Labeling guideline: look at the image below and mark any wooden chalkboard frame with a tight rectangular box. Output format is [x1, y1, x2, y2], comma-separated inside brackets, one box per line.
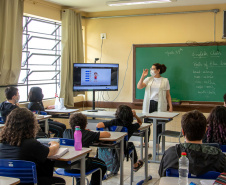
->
[133, 42, 226, 104]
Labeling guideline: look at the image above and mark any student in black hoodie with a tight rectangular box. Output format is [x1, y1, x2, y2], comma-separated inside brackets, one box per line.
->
[28, 87, 66, 138]
[158, 110, 226, 177]
[0, 87, 20, 122]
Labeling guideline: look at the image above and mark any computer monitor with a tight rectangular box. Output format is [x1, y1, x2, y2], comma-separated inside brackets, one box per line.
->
[73, 63, 119, 91]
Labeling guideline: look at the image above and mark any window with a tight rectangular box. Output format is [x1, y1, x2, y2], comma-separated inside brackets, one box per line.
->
[19, 16, 61, 102]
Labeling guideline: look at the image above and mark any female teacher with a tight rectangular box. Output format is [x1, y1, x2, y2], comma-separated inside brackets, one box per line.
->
[137, 63, 173, 146]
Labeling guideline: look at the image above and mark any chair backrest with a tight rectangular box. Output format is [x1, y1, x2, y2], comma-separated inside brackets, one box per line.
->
[40, 111, 47, 115]
[0, 159, 38, 184]
[166, 168, 220, 179]
[220, 145, 226, 152]
[60, 138, 74, 146]
[0, 116, 4, 123]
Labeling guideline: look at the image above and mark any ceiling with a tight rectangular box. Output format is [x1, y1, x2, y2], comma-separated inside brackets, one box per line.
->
[44, 0, 226, 12]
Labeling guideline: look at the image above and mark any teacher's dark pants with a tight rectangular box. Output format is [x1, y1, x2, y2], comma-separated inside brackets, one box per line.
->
[144, 100, 162, 144]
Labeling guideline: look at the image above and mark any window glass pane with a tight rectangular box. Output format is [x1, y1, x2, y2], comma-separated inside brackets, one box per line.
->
[28, 18, 60, 35]
[21, 51, 29, 67]
[27, 37, 60, 50]
[28, 84, 60, 99]
[18, 69, 30, 84]
[28, 54, 60, 65]
[28, 71, 59, 81]
[17, 86, 28, 102]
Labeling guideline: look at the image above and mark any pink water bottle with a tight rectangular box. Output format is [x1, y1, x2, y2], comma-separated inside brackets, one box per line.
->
[74, 126, 82, 151]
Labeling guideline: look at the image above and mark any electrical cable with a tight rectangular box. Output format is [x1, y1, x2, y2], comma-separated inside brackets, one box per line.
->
[111, 45, 133, 102]
[100, 37, 104, 63]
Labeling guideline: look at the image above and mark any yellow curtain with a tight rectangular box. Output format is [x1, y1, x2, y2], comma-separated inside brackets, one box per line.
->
[0, 0, 23, 85]
[60, 10, 84, 107]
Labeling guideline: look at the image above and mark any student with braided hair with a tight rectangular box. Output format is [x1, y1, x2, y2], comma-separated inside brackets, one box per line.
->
[206, 106, 226, 145]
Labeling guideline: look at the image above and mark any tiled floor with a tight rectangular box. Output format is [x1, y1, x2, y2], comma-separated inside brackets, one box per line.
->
[55, 141, 176, 185]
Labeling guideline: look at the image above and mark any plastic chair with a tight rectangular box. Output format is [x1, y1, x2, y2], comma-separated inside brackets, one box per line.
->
[220, 145, 226, 152]
[166, 168, 220, 179]
[0, 159, 38, 184]
[0, 116, 4, 123]
[97, 126, 135, 185]
[55, 138, 102, 185]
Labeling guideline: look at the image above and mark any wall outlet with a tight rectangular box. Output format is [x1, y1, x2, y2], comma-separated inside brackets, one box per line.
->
[100, 33, 106, 39]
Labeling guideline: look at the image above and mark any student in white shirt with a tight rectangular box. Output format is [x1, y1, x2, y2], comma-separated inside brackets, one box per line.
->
[137, 63, 173, 146]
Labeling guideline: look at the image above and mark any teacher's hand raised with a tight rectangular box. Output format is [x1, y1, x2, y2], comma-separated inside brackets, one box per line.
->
[142, 69, 148, 78]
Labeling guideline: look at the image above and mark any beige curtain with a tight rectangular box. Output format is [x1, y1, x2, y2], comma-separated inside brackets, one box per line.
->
[60, 10, 84, 107]
[0, 0, 23, 85]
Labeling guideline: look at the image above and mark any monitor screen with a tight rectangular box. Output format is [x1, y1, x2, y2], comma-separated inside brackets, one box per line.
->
[73, 63, 119, 91]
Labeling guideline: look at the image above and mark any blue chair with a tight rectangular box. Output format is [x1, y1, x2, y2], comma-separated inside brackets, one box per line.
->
[166, 168, 220, 179]
[0, 116, 4, 123]
[220, 145, 226, 152]
[55, 138, 102, 185]
[0, 159, 38, 184]
[97, 126, 135, 185]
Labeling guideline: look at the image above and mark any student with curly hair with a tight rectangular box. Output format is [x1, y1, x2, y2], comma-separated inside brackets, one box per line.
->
[206, 106, 226, 145]
[28, 87, 66, 138]
[97, 105, 144, 172]
[0, 108, 65, 185]
[63, 113, 110, 185]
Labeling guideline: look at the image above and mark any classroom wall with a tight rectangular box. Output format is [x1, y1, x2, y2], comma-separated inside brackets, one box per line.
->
[85, 3, 226, 103]
[24, 0, 61, 21]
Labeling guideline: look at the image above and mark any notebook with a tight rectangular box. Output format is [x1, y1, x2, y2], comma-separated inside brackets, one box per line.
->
[48, 148, 69, 159]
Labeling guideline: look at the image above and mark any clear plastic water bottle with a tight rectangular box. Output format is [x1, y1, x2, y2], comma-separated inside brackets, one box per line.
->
[74, 126, 82, 151]
[55, 94, 60, 110]
[178, 152, 189, 185]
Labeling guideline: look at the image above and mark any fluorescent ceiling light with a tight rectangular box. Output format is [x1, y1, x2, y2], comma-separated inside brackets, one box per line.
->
[107, 0, 176, 6]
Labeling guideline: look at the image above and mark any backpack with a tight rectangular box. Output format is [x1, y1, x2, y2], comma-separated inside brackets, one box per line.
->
[97, 126, 123, 174]
[98, 147, 120, 174]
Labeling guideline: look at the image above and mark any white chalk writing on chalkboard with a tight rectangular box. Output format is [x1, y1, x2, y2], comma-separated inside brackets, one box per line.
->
[210, 50, 221, 57]
[192, 51, 208, 58]
[164, 48, 183, 56]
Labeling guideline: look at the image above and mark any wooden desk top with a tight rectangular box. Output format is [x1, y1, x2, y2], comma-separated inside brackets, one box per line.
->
[0, 176, 20, 185]
[56, 146, 91, 162]
[98, 131, 127, 142]
[138, 123, 151, 131]
[81, 111, 115, 118]
[137, 112, 179, 119]
[0, 124, 4, 129]
[45, 109, 79, 114]
[35, 115, 52, 120]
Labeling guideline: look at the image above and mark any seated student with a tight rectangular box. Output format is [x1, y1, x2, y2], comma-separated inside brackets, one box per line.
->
[0, 87, 20, 122]
[0, 108, 65, 185]
[158, 110, 226, 177]
[28, 87, 66, 138]
[96, 105, 144, 172]
[204, 106, 226, 145]
[63, 113, 110, 185]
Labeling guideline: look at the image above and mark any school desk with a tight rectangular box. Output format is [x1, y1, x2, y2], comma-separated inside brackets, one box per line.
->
[137, 112, 179, 163]
[54, 146, 92, 185]
[95, 131, 127, 185]
[35, 114, 52, 134]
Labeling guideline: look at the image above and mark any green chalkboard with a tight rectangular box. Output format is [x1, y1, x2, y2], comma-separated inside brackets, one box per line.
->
[133, 43, 226, 102]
